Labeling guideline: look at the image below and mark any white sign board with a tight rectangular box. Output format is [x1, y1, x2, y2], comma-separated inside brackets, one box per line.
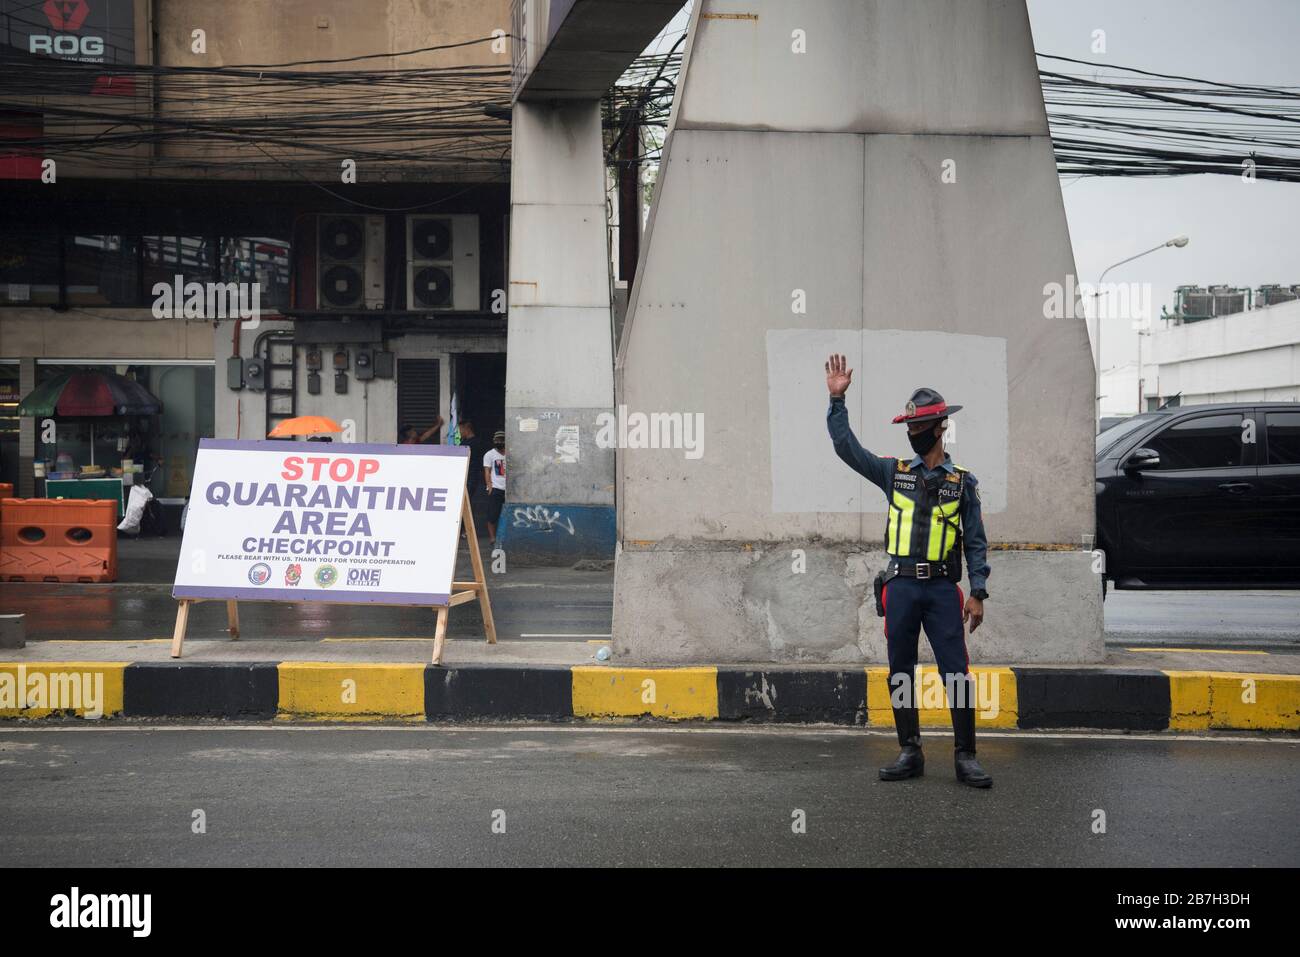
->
[173, 440, 469, 605]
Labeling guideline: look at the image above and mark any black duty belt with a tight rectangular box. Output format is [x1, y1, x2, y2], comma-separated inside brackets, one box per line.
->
[887, 559, 957, 580]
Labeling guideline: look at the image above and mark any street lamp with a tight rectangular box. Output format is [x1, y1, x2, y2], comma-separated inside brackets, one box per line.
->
[1091, 235, 1189, 427]
[1135, 319, 1164, 413]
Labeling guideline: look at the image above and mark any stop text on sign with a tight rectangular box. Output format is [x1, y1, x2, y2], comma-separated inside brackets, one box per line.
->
[281, 455, 380, 483]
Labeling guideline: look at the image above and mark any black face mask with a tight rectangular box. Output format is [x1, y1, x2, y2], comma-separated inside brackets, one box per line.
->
[908, 426, 940, 456]
[494, 443, 505, 452]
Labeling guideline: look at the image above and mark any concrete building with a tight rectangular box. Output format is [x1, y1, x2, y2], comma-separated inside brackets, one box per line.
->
[614, 0, 1102, 664]
[1, 0, 513, 523]
[1100, 298, 1300, 417]
[1100, 361, 1142, 419]
[1145, 299, 1300, 408]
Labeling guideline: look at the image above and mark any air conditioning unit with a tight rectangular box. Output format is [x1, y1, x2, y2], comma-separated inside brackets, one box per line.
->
[317, 215, 385, 311]
[405, 214, 479, 311]
[1257, 284, 1299, 308]
[1174, 285, 1212, 323]
[1208, 284, 1247, 318]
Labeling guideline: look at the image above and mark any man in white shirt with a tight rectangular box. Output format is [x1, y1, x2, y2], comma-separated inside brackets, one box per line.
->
[482, 430, 506, 544]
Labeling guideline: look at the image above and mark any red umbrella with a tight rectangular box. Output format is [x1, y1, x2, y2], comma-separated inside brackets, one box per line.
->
[17, 371, 163, 468]
[17, 371, 162, 417]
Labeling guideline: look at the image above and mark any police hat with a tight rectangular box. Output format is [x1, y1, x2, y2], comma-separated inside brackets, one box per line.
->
[890, 387, 963, 424]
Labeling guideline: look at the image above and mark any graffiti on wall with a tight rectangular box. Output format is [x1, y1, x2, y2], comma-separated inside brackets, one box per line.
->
[511, 505, 575, 535]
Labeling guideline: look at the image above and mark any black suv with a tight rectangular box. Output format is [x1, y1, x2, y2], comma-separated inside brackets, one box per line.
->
[1096, 402, 1300, 588]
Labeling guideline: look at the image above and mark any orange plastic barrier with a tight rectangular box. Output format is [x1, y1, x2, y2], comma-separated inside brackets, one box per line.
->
[0, 498, 118, 583]
[0, 484, 12, 500]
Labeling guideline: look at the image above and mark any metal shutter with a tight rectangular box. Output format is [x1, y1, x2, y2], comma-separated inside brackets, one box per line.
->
[397, 358, 440, 437]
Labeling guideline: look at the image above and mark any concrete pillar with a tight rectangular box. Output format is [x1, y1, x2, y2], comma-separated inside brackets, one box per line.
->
[614, 0, 1103, 664]
[18, 357, 36, 497]
[500, 100, 616, 564]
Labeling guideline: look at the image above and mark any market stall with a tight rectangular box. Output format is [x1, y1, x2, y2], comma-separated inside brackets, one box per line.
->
[16, 371, 163, 518]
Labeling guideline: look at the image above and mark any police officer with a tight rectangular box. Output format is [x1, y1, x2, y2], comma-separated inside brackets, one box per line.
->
[824, 354, 993, 788]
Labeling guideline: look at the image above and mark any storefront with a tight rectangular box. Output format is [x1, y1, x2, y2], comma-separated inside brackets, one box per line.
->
[0, 360, 18, 489]
[17, 360, 214, 516]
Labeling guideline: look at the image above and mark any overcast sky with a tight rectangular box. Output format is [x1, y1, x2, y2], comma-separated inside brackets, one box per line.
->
[1026, 0, 1300, 371]
[646, 2, 1298, 373]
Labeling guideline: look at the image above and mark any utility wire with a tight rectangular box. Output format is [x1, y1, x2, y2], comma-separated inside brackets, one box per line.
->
[4, 39, 1297, 183]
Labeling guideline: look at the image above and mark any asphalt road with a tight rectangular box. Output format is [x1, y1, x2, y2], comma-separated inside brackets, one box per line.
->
[1, 725, 1295, 867]
[6, 576, 1297, 650]
[2, 530, 1289, 650]
[0, 570, 613, 643]
[1104, 590, 1300, 649]
[5, 535, 1298, 648]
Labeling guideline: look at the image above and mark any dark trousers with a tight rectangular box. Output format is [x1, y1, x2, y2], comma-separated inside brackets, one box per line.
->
[484, 487, 506, 527]
[882, 576, 971, 713]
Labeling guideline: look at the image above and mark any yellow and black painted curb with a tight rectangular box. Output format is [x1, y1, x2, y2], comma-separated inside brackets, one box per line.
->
[0, 662, 1297, 730]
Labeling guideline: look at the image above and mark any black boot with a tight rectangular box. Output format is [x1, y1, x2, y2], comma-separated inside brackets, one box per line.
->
[879, 706, 924, 781]
[951, 705, 992, 788]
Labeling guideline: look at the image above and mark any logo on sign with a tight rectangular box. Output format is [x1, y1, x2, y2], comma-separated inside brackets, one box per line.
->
[284, 563, 302, 586]
[248, 562, 272, 585]
[44, 0, 90, 31]
[314, 565, 338, 587]
[32, 0, 106, 60]
[347, 567, 382, 587]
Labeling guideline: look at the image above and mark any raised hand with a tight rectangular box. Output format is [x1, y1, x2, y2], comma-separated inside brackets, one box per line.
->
[825, 353, 853, 397]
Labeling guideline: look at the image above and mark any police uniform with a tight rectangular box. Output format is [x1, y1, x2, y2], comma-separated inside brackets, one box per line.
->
[827, 386, 993, 788]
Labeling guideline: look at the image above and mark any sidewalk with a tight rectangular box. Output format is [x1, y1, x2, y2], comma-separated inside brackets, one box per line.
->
[2, 639, 1297, 731]
[2, 538, 1297, 730]
[3, 537, 612, 643]
[7, 634, 1300, 673]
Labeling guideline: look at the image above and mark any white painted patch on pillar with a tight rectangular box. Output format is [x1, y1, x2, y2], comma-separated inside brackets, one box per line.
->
[767, 328, 1008, 513]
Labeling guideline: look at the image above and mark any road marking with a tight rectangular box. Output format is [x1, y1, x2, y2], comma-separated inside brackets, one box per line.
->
[573, 666, 719, 719]
[39, 639, 170, 644]
[324, 635, 611, 641]
[865, 665, 1017, 729]
[1165, 670, 1300, 731]
[487, 583, 611, 589]
[522, 633, 611, 638]
[0, 580, 612, 591]
[321, 637, 432, 643]
[5, 723, 1295, 744]
[0, 663, 128, 718]
[277, 662, 425, 722]
[1125, 647, 1269, 655]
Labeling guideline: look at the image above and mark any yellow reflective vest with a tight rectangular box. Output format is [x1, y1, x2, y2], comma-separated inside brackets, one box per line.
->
[885, 460, 967, 562]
